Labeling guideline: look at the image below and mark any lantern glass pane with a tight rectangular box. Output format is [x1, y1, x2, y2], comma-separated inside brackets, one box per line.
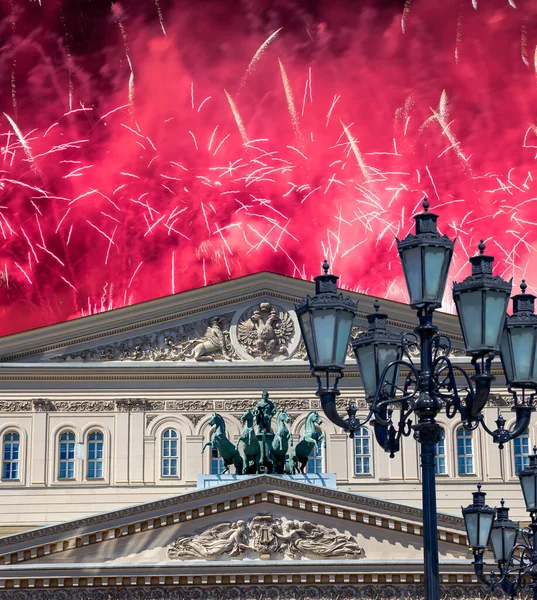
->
[298, 310, 317, 365]
[463, 511, 479, 548]
[355, 344, 378, 399]
[478, 512, 494, 548]
[312, 309, 337, 366]
[402, 246, 422, 304]
[334, 310, 354, 367]
[484, 291, 509, 347]
[511, 327, 534, 381]
[458, 291, 483, 349]
[491, 527, 517, 563]
[377, 343, 401, 394]
[520, 473, 537, 511]
[500, 330, 515, 383]
[424, 246, 448, 302]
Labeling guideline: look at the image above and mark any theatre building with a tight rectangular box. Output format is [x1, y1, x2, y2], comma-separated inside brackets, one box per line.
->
[0, 272, 528, 598]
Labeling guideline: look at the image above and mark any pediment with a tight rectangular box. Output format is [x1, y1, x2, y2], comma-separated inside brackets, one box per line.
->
[0, 272, 464, 364]
[0, 476, 469, 567]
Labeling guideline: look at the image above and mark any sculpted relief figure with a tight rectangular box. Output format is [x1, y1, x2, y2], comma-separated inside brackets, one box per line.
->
[167, 514, 365, 560]
[187, 317, 232, 361]
[237, 302, 294, 360]
[168, 520, 249, 559]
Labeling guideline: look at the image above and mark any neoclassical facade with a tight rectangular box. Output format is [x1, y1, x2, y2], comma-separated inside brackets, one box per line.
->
[0, 272, 530, 597]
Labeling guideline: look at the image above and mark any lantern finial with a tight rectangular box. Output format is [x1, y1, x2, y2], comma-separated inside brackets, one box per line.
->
[521, 279, 528, 293]
[422, 196, 430, 212]
[374, 299, 381, 312]
[478, 239, 486, 255]
[322, 260, 330, 274]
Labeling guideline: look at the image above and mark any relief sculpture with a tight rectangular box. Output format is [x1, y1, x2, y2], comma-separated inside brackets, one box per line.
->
[167, 513, 365, 560]
[50, 313, 236, 362]
[237, 302, 294, 360]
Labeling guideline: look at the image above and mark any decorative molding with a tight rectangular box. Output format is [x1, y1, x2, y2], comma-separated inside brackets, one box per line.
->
[0, 401, 32, 412]
[0, 584, 506, 599]
[49, 313, 237, 363]
[0, 475, 465, 552]
[116, 398, 149, 412]
[487, 394, 513, 408]
[32, 398, 52, 412]
[146, 414, 158, 427]
[185, 413, 205, 426]
[168, 513, 365, 560]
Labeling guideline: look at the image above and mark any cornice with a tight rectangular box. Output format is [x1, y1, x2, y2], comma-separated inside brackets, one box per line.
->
[0, 272, 462, 363]
[0, 476, 466, 565]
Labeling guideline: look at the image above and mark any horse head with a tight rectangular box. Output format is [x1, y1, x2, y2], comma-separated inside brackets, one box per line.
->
[310, 411, 322, 426]
[208, 413, 224, 430]
[278, 409, 291, 425]
[241, 409, 254, 426]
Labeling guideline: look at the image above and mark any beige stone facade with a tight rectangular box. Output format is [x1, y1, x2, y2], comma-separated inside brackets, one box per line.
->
[0, 272, 531, 597]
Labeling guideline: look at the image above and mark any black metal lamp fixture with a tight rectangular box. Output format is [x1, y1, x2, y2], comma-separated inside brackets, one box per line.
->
[397, 198, 454, 309]
[462, 453, 537, 600]
[297, 197, 537, 600]
[501, 281, 537, 394]
[462, 483, 496, 552]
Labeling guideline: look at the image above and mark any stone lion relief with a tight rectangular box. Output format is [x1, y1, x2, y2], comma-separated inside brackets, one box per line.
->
[167, 513, 365, 560]
[235, 302, 295, 360]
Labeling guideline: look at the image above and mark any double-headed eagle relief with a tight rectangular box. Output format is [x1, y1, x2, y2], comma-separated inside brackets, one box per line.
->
[236, 302, 294, 360]
[167, 514, 365, 560]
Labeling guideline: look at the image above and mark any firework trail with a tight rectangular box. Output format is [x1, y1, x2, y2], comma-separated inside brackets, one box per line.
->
[1, 0, 537, 335]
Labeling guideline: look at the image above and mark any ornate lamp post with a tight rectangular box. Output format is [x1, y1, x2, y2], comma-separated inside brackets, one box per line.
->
[296, 198, 537, 600]
[463, 449, 537, 599]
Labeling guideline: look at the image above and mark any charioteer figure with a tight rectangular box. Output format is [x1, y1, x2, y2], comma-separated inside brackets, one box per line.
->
[253, 390, 277, 434]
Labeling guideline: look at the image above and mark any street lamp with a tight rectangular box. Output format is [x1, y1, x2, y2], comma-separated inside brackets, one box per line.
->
[296, 198, 537, 600]
[463, 450, 537, 598]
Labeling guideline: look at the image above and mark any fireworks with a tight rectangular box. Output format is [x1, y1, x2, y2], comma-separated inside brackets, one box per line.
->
[1, 0, 537, 335]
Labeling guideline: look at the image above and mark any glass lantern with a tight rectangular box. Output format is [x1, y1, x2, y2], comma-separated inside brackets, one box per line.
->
[462, 483, 495, 551]
[296, 260, 358, 373]
[397, 198, 454, 309]
[352, 300, 403, 400]
[453, 241, 512, 357]
[500, 281, 537, 389]
[489, 500, 518, 565]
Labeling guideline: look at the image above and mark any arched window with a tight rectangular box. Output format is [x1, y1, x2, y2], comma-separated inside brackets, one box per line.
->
[435, 429, 446, 475]
[59, 431, 76, 480]
[87, 431, 104, 479]
[457, 427, 473, 475]
[354, 427, 371, 475]
[162, 428, 178, 477]
[2, 432, 20, 480]
[307, 441, 324, 474]
[211, 447, 224, 474]
[514, 429, 530, 473]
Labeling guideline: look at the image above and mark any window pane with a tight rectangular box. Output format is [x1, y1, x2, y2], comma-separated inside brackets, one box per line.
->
[354, 427, 371, 475]
[514, 430, 530, 473]
[162, 430, 179, 477]
[457, 428, 473, 475]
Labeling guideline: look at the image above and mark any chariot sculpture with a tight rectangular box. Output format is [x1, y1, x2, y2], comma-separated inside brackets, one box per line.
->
[201, 391, 323, 475]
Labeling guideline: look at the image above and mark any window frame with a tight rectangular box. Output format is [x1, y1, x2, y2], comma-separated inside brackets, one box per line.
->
[434, 428, 447, 476]
[456, 426, 474, 476]
[86, 430, 105, 480]
[58, 429, 77, 481]
[161, 428, 179, 478]
[2, 430, 21, 482]
[353, 427, 372, 476]
[513, 429, 530, 476]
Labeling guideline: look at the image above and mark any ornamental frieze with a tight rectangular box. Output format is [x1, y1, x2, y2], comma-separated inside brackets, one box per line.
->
[49, 312, 237, 362]
[0, 401, 32, 412]
[0, 586, 506, 600]
[167, 513, 365, 560]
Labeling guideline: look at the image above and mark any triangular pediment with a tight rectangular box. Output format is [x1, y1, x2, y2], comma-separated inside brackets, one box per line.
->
[0, 476, 472, 585]
[0, 271, 464, 364]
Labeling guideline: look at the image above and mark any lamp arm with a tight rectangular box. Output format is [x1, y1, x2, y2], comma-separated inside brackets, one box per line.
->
[472, 549, 498, 588]
[476, 404, 535, 449]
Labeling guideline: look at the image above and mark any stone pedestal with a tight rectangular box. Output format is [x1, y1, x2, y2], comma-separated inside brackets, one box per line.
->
[197, 473, 337, 489]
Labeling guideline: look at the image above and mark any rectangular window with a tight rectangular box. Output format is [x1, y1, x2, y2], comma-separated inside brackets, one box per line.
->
[514, 434, 530, 473]
[2, 433, 19, 480]
[435, 431, 446, 475]
[211, 447, 224, 474]
[457, 429, 473, 475]
[354, 428, 371, 475]
[87, 432, 104, 480]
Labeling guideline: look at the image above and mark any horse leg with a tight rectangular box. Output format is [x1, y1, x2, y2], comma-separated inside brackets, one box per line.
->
[201, 441, 211, 454]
